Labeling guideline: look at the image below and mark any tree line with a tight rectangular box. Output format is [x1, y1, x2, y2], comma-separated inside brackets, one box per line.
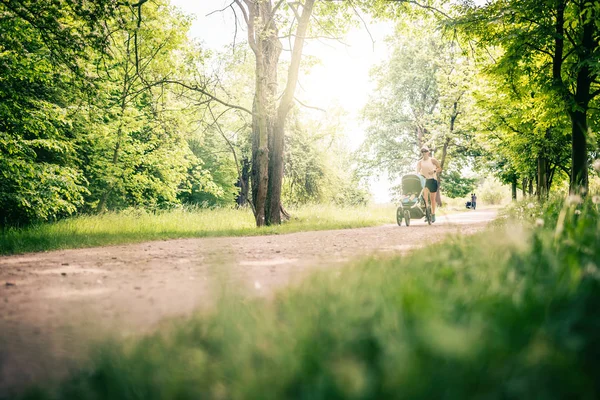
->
[1, 0, 598, 228]
[0, 0, 368, 228]
[361, 0, 599, 201]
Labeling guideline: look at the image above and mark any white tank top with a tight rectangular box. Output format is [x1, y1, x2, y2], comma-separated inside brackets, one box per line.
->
[419, 158, 437, 179]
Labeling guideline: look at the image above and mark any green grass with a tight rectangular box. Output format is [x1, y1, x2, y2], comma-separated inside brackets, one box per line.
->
[17, 197, 600, 400]
[0, 204, 398, 255]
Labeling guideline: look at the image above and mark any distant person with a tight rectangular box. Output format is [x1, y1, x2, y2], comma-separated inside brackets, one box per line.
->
[416, 146, 442, 222]
[472, 193, 477, 210]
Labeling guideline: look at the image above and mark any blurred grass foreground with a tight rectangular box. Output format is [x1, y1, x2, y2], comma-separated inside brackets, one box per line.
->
[19, 196, 600, 400]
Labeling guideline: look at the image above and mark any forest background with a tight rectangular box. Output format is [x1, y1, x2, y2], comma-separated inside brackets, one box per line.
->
[1, 0, 599, 229]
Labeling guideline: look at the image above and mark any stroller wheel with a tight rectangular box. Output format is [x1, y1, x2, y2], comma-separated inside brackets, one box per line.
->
[396, 207, 403, 226]
[404, 210, 411, 226]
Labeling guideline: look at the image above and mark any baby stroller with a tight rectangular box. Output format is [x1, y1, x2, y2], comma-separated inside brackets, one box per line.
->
[396, 174, 432, 226]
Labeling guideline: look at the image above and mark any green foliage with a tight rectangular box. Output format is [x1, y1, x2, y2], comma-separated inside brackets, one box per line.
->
[180, 133, 239, 207]
[0, 0, 243, 225]
[19, 199, 600, 400]
[360, 14, 476, 182]
[456, 0, 600, 192]
[80, 0, 196, 212]
[441, 170, 477, 198]
[0, 2, 108, 225]
[469, 60, 571, 190]
[282, 111, 369, 207]
[478, 178, 507, 205]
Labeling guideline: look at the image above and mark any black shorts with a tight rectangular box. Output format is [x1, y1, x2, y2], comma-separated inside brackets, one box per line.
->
[425, 178, 438, 193]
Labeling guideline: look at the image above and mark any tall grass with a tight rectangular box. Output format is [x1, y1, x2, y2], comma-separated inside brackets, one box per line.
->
[0, 204, 396, 255]
[18, 196, 600, 400]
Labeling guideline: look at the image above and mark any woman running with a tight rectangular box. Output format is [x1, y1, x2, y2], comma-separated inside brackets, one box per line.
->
[416, 146, 442, 223]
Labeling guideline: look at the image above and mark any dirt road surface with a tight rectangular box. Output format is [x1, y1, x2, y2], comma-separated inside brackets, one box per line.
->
[0, 208, 497, 394]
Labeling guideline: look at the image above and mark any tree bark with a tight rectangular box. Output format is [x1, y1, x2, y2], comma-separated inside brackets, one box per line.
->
[236, 158, 251, 207]
[569, 13, 595, 196]
[436, 135, 451, 207]
[266, 0, 315, 225]
[537, 154, 548, 200]
[245, 0, 280, 226]
[551, 0, 595, 195]
[436, 101, 457, 208]
[251, 98, 259, 207]
[511, 178, 517, 201]
[570, 108, 589, 194]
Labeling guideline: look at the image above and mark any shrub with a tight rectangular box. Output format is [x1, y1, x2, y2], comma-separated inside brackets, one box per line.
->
[478, 178, 507, 205]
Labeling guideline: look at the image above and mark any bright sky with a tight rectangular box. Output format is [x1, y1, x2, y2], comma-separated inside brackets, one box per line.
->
[169, 0, 394, 202]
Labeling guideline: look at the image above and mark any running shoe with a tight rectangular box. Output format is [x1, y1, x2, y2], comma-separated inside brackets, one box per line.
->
[432, 214, 436, 223]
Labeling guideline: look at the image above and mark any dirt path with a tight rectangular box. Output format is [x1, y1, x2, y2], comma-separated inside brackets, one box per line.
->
[0, 208, 496, 393]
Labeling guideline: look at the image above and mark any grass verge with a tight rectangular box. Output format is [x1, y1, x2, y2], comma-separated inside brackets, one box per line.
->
[0, 204, 398, 255]
[18, 197, 600, 399]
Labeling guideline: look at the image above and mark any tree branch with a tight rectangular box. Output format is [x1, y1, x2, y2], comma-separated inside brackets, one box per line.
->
[230, 4, 239, 55]
[208, 105, 257, 217]
[294, 97, 327, 112]
[152, 80, 253, 115]
[265, 0, 286, 31]
[206, 1, 235, 17]
[278, 0, 316, 118]
[524, 42, 554, 58]
[348, 0, 375, 51]
[234, 0, 256, 53]
[386, 0, 454, 20]
[278, 34, 344, 41]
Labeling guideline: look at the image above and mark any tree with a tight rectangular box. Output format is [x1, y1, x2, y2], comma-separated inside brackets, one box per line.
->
[0, 0, 119, 226]
[229, 0, 413, 225]
[360, 15, 476, 200]
[441, 169, 477, 198]
[86, 0, 195, 211]
[282, 108, 369, 206]
[457, 0, 600, 195]
[470, 69, 571, 200]
[229, 0, 316, 226]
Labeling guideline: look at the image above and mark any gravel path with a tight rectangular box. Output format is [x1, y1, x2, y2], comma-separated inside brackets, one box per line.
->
[0, 208, 497, 393]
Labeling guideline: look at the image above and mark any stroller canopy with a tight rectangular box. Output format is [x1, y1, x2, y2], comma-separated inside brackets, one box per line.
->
[402, 174, 426, 195]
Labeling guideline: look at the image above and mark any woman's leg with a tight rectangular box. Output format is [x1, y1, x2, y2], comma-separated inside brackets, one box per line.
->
[430, 191, 436, 215]
[423, 187, 430, 207]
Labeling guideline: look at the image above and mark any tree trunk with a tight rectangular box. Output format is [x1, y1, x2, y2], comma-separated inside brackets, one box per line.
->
[528, 177, 533, 196]
[236, 158, 250, 207]
[511, 178, 517, 201]
[416, 126, 424, 150]
[550, 0, 591, 195]
[240, 0, 315, 226]
[246, 0, 281, 226]
[570, 109, 589, 194]
[566, 3, 595, 195]
[251, 57, 271, 226]
[436, 135, 451, 207]
[266, 0, 315, 225]
[522, 178, 527, 197]
[267, 120, 285, 224]
[537, 155, 548, 200]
